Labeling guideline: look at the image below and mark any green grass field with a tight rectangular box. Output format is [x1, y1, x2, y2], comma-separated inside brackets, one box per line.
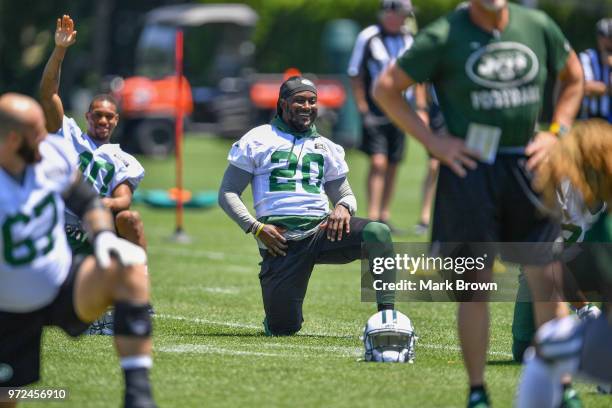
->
[25, 135, 610, 408]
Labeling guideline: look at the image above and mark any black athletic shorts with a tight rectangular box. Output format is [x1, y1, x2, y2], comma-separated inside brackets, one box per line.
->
[359, 115, 406, 163]
[0, 256, 89, 387]
[259, 217, 371, 335]
[432, 154, 560, 265]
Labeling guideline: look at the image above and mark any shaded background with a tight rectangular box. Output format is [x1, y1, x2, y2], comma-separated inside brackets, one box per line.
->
[1, 0, 611, 104]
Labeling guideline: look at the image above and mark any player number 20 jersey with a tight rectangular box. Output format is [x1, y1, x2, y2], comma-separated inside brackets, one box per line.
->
[228, 124, 349, 218]
[0, 136, 77, 313]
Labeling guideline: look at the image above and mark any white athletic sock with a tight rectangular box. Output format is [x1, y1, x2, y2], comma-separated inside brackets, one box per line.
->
[516, 350, 562, 408]
[120, 355, 152, 371]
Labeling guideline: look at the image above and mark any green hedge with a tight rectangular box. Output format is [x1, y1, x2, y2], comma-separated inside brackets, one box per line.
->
[199, 0, 611, 74]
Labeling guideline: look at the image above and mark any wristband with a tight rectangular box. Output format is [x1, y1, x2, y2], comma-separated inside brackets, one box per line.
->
[254, 223, 265, 238]
[337, 202, 353, 214]
[549, 122, 569, 138]
[91, 228, 115, 244]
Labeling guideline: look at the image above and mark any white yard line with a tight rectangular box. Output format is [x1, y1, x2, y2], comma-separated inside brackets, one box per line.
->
[158, 314, 260, 329]
[158, 344, 284, 357]
[156, 314, 514, 359]
[148, 245, 229, 261]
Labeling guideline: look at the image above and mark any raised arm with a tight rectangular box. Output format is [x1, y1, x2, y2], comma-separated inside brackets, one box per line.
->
[40, 15, 77, 132]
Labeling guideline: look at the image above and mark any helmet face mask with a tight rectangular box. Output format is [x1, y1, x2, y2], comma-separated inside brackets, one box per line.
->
[363, 310, 417, 363]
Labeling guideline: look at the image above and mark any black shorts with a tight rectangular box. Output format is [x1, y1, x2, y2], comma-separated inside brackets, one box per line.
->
[0, 256, 89, 387]
[259, 217, 371, 335]
[360, 118, 406, 163]
[431, 154, 560, 265]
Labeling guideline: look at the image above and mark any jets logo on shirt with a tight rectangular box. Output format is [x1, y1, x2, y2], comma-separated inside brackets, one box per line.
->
[466, 42, 539, 88]
[314, 143, 328, 152]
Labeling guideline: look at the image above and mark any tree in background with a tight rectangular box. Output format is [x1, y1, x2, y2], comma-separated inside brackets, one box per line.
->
[1, 0, 610, 98]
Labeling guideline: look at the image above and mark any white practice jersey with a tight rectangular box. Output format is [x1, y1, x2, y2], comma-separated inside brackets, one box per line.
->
[0, 136, 77, 312]
[59, 116, 144, 196]
[559, 180, 607, 243]
[59, 116, 145, 225]
[228, 124, 349, 218]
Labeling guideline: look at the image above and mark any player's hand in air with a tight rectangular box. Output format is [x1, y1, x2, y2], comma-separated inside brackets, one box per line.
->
[94, 231, 147, 268]
[526, 131, 558, 171]
[427, 133, 479, 178]
[258, 225, 288, 257]
[55, 14, 77, 48]
[321, 204, 351, 242]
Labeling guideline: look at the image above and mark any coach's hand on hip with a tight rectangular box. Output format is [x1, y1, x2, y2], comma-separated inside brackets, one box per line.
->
[259, 225, 288, 257]
[525, 131, 558, 171]
[427, 133, 478, 178]
[322, 205, 351, 242]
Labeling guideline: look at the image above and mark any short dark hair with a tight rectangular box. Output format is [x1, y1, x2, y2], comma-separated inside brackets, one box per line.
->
[88, 94, 118, 113]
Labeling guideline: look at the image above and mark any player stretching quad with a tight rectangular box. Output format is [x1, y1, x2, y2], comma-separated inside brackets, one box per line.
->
[373, 0, 583, 406]
[516, 119, 612, 407]
[219, 76, 396, 336]
[40, 15, 146, 334]
[0, 94, 156, 408]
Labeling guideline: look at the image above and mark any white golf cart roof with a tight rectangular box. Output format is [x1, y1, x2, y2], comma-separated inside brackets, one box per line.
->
[146, 3, 258, 27]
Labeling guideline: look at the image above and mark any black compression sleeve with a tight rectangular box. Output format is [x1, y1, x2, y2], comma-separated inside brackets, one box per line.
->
[62, 177, 105, 218]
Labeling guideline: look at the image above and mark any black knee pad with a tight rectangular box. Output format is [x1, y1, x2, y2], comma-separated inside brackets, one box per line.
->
[113, 302, 152, 337]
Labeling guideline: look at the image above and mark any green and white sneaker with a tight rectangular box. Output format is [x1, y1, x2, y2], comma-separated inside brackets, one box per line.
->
[467, 389, 490, 408]
[87, 309, 114, 336]
[575, 304, 601, 321]
[560, 385, 582, 408]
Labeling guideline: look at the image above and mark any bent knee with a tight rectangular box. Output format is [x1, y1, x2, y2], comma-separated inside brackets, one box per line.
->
[115, 210, 142, 229]
[363, 221, 392, 243]
[268, 322, 302, 336]
[265, 314, 302, 336]
[370, 155, 388, 172]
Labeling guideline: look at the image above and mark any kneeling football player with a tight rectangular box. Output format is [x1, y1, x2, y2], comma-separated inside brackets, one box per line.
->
[219, 76, 396, 335]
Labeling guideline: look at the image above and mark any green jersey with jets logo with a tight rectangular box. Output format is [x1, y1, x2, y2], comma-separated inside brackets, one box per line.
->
[228, 116, 348, 219]
[0, 136, 77, 313]
[397, 3, 571, 147]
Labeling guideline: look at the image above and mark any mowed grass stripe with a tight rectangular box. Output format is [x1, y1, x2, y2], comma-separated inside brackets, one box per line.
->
[27, 137, 610, 408]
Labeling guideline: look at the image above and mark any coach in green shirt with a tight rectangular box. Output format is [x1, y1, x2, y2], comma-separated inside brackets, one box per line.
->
[373, 1, 583, 407]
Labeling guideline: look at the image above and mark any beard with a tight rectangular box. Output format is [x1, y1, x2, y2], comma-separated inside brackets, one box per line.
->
[287, 109, 317, 133]
[17, 139, 41, 164]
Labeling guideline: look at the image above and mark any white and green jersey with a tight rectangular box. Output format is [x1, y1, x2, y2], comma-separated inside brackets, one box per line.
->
[0, 136, 78, 312]
[559, 181, 607, 243]
[59, 116, 145, 226]
[228, 118, 348, 218]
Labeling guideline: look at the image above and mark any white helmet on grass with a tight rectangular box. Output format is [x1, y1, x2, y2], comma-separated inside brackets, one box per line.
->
[362, 310, 417, 363]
